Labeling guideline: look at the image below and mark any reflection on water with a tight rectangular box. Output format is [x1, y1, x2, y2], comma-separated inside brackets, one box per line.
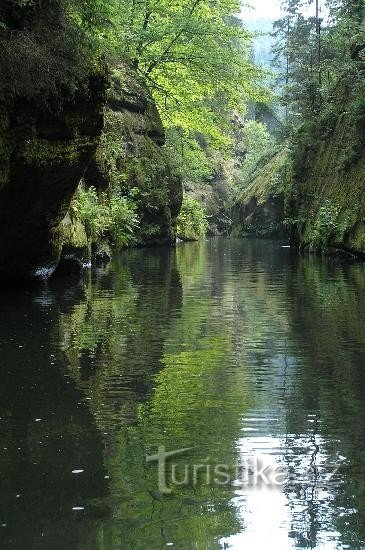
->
[1, 239, 365, 548]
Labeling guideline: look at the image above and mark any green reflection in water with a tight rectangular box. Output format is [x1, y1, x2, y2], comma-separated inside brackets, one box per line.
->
[58, 244, 254, 548]
[3, 239, 365, 548]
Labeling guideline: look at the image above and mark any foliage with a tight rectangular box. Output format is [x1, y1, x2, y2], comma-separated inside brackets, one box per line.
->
[116, 0, 269, 140]
[177, 196, 208, 240]
[108, 0, 271, 225]
[306, 200, 340, 249]
[71, 186, 139, 248]
[91, 0, 270, 211]
[236, 120, 276, 187]
[71, 186, 107, 241]
[273, 3, 322, 124]
[108, 191, 140, 247]
[174, 118, 277, 236]
[208, 118, 278, 201]
[272, 0, 365, 130]
[165, 129, 213, 183]
[18, 0, 269, 142]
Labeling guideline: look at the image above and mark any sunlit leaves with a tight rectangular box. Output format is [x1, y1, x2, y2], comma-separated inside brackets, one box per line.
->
[177, 196, 209, 240]
[111, 0, 269, 139]
[71, 186, 139, 247]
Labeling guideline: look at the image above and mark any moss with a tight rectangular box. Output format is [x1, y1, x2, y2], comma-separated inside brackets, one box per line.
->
[90, 65, 182, 247]
[231, 148, 289, 238]
[21, 136, 94, 168]
[289, 103, 365, 254]
[59, 213, 88, 249]
[235, 148, 289, 206]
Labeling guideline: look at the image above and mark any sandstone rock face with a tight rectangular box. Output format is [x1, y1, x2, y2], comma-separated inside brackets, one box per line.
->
[280, 44, 365, 254]
[0, 11, 181, 284]
[288, 102, 365, 255]
[0, 2, 107, 283]
[231, 149, 288, 238]
[89, 66, 183, 246]
[0, 80, 106, 283]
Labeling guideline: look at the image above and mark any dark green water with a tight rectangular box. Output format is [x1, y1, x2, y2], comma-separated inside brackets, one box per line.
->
[1, 238, 365, 549]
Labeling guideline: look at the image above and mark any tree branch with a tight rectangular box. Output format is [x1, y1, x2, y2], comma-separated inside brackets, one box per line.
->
[144, 0, 203, 75]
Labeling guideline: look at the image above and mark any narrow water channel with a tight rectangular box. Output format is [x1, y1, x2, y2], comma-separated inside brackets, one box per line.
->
[1, 238, 365, 549]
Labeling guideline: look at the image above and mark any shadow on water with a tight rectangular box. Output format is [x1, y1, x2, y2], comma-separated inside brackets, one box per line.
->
[1, 239, 365, 548]
[0, 284, 108, 549]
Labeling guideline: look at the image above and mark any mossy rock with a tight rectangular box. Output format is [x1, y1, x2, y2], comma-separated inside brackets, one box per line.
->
[0, 13, 107, 283]
[231, 149, 289, 238]
[288, 95, 365, 255]
[91, 64, 182, 247]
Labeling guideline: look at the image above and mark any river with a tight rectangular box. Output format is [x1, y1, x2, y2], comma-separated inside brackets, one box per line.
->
[1, 238, 365, 549]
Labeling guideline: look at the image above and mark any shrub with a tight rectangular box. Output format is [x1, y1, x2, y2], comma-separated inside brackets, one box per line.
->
[307, 200, 340, 249]
[108, 192, 139, 247]
[177, 196, 208, 241]
[71, 186, 139, 250]
[71, 186, 108, 242]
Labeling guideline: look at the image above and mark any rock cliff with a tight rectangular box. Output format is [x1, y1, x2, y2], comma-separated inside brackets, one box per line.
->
[0, 1, 107, 283]
[231, 149, 288, 238]
[0, 4, 182, 284]
[287, 86, 365, 254]
[86, 65, 182, 247]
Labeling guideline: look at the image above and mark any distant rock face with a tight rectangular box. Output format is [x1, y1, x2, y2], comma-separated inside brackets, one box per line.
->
[184, 178, 231, 236]
[85, 65, 182, 246]
[231, 149, 288, 238]
[0, 3, 108, 284]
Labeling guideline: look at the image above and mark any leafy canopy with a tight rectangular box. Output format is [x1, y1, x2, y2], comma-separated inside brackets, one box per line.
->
[118, 0, 269, 139]
[65, 0, 269, 142]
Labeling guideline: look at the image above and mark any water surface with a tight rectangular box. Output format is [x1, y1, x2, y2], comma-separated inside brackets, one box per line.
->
[1, 238, 365, 549]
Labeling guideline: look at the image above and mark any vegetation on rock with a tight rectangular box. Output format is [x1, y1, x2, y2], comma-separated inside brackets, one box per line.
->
[232, 0, 365, 255]
[231, 148, 289, 238]
[279, 0, 365, 254]
[71, 186, 139, 251]
[85, 65, 183, 248]
[177, 197, 208, 241]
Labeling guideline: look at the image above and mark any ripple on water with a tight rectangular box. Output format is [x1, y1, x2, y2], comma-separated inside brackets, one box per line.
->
[1, 238, 365, 548]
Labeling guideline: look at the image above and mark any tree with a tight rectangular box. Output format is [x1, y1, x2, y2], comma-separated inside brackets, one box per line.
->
[64, 0, 272, 204]
[274, 0, 328, 126]
[115, 0, 269, 141]
[272, 0, 303, 122]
